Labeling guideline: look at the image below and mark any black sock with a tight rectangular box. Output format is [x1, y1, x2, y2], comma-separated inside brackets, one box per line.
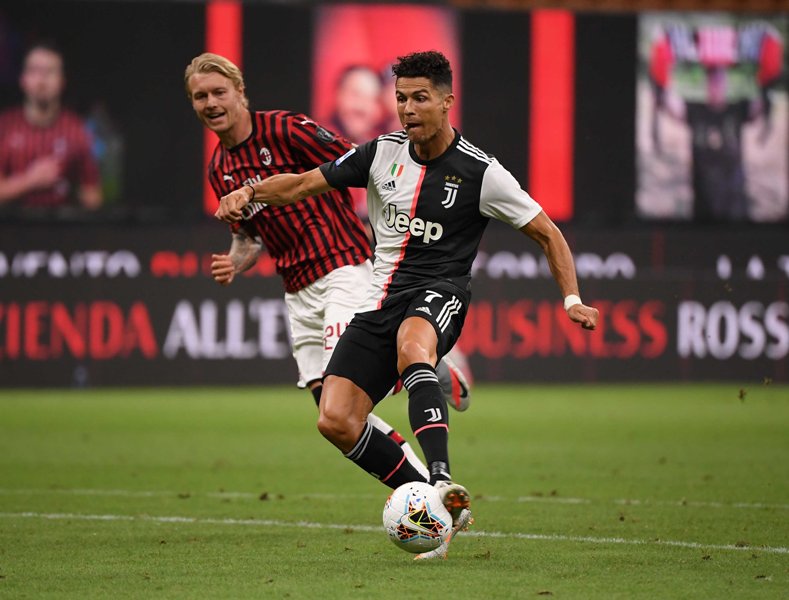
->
[309, 383, 322, 408]
[344, 422, 427, 489]
[402, 362, 450, 484]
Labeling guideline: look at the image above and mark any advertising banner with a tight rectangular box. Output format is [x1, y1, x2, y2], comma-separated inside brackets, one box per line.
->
[1, 222, 785, 386]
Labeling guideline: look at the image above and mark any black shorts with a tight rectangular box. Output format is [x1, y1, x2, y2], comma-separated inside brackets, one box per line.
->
[324, 282, 469, 404]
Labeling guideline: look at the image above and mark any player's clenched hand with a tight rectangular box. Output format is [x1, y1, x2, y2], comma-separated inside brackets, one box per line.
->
[215, 187, 252, 223]
[568, 303, 599, 330]
[210, 254, 236, 286]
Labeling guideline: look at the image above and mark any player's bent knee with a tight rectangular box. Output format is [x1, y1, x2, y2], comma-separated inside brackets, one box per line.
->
[317, 375, 371, 451]
[316, 411, 339, 441]
[317, 409, 361, 450]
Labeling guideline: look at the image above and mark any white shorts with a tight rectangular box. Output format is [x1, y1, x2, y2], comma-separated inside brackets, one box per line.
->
[284, 261, 375, 387]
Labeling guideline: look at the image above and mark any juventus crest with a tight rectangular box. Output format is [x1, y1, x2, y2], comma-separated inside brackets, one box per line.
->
[443, 175, 462, 208]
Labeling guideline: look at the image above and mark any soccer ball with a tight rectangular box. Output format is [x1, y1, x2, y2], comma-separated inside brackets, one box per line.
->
[382, 481, 452, 553]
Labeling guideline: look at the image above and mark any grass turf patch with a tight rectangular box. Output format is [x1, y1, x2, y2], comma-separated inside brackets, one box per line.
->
[0, 384, 787, 598]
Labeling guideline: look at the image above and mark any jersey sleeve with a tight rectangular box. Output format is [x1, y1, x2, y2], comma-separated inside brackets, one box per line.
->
[479, 160, 543, 228]
[287, 113, 356, 168]
[318, 138, 377, 190]
[206, 146, 224, 201]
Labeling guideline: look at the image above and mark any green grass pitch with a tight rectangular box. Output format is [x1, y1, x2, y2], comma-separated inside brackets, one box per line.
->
[0, 384, 787, 598]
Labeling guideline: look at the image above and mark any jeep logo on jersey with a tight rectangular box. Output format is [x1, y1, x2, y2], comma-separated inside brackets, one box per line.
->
[383, 204, 444, 243]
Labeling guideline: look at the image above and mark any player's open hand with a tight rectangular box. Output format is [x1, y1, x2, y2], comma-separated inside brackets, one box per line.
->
[215, 187, 252, 223]
[210, 253, 236, 285]
[568, 303, 599, 330]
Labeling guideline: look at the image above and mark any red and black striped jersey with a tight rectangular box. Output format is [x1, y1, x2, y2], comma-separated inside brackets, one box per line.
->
[207, 110, 371, 293]
[0, 107, 100, 207]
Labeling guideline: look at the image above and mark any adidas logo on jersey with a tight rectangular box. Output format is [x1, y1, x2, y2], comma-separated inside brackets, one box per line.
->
[381, 180, 397, 192]
[415, 306, 432, 316]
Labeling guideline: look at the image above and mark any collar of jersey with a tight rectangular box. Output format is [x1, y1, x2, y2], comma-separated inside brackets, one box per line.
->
[407, 128, 461, 166]
[226, 109, 257, 153]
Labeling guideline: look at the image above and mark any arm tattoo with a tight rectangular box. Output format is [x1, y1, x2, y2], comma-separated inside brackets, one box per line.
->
[228, 231, 263, 274]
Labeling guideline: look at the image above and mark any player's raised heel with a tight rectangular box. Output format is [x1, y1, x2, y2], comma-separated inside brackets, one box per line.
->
[434, 480, 471, 523]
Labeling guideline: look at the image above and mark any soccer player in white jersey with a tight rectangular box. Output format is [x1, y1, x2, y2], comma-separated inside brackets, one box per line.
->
[215, 51, 599, 559]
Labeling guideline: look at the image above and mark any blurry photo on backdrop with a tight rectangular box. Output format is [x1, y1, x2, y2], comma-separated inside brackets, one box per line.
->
[636, 13, 787, 223]
[312, 3, 460, 220]
[0, 40, 122, 219]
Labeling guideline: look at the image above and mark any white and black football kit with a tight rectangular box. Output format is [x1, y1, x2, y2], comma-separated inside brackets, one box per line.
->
[319, 130, 542, 402]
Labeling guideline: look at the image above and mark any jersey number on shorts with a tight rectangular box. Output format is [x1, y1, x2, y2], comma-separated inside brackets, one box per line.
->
[324, 322, 348, 351]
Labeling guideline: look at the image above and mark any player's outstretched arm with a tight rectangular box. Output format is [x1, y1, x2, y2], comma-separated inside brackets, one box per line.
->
[520, 211, 599, 330]
[215, 167, 334, 223]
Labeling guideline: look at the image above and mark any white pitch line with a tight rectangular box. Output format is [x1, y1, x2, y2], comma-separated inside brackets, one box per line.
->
[1, 511, 787, 556]
[1, 488, 787, 511]
[612, 498, 789, 510]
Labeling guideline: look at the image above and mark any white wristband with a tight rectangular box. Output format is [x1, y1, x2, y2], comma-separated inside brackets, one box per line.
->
[564, 294, 582, 311]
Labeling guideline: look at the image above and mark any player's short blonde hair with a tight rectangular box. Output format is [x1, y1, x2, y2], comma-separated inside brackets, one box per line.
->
[184, 52, 248, 108]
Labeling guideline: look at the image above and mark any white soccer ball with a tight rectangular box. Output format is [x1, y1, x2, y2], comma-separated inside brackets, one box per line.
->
[382, 481, 452, 553]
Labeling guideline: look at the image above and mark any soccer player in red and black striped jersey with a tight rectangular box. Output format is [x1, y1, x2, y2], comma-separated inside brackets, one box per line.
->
[184, 53, 472, 482]
[0, 42, 101, 209]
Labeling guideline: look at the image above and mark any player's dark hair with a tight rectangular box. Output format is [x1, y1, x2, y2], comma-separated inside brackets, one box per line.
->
[392, 51, 452, 92]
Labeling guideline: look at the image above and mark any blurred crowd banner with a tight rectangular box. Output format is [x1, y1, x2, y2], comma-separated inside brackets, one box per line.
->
[4, 3, 785, 225]
[0, 222, 785, 387]
[637, 13, 787, 222]
[312, 4, 461, 146]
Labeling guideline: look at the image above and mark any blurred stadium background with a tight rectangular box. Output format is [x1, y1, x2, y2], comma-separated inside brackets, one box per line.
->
[0, 0, 785, 388]
[1, 1, 787, 597]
